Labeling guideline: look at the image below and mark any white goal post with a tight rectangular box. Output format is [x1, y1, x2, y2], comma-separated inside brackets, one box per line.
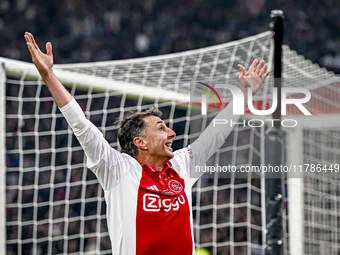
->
[0, 61, 7, 255]
[1, 29, 340, 255]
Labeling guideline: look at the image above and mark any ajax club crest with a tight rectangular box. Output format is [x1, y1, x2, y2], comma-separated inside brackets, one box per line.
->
[168, 180, 184, 193]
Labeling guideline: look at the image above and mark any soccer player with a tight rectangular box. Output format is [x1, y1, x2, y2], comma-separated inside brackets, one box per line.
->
[25, 32, 269, 255]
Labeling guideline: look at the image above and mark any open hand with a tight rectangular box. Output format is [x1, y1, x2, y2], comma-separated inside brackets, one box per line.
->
[238, 59, 270, 97]
[24, 32, 53, 79]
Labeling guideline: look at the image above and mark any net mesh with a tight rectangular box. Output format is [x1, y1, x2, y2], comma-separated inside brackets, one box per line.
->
[302, 128, 340, 255]
[2, 29, 340, 255]
[4, 32, 272, 255]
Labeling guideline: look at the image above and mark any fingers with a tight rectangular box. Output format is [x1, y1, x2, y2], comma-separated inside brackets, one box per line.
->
[248, 59, 270, 78]
[24, 32, 35, 55]
[26, 32, 38, 50]
[24, 32, 31, 49]
[254, 60, 265, 74]
[24, 32, 31, 42]
[30, 33, 40, 51]
[261, 70, 270, 81]
[238, 64, 246, 78]
[25, 36, 35, 57]
[46, 42, 52, 56]
[258, 60, 270, 80]
[258, 61, 268, 76]
[24, 32, 34, 47]
[24, 32, 42, 53]
[247, 59, 259, 75]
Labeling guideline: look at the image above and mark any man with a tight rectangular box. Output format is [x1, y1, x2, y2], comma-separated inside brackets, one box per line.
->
[25, 32, 269, 255]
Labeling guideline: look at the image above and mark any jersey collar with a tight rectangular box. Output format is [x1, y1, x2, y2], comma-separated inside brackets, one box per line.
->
[140, 161, 172, 173]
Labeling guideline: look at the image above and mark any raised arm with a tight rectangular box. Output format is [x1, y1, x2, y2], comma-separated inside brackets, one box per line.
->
[25, 32, 127, 189]
[190, 59, 270, 167]
[24, 32, 72, 108]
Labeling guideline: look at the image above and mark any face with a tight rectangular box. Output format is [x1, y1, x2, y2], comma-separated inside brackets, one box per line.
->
[141, 115, 176, 161]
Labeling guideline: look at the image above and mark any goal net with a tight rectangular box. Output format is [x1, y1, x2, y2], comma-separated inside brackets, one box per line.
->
[1, 29, 340, 255]
[283, 45, 340, 255]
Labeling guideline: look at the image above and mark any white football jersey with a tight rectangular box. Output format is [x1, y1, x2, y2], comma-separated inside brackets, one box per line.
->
[60, 98, 239, 255]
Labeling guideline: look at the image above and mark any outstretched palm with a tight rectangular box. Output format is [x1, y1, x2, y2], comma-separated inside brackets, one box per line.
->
[24, 32, 53, 78]
[238, 59, 270, 97]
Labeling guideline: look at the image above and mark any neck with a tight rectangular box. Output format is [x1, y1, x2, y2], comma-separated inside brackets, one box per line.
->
[135, 153, 169, 171]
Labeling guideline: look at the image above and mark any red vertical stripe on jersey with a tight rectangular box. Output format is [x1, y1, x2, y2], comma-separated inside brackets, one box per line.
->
[136, 164, 193, 255]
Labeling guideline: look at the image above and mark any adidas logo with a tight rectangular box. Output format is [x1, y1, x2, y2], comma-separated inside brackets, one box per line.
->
[147, 185, 159, 191]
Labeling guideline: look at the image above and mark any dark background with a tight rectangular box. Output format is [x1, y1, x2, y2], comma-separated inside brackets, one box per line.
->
[1, 0, 339, 73]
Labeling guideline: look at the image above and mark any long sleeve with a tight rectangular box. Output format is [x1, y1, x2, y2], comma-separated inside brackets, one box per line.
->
[59, 98, 130, 190]
[190, 101, 241, 169]
[59, 98, 89, 132]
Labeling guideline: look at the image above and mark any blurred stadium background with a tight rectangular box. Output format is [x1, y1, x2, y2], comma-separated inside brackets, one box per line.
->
[0, 0, 339, 74]
[1, 1, 340, 255]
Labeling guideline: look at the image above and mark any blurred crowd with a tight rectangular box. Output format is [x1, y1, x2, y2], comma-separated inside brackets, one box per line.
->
[0, 0, 339, 73]
[3, 0, 339, 254]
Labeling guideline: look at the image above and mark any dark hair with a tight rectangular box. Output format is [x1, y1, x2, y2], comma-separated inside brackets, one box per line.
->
[114, 108, 162, 158]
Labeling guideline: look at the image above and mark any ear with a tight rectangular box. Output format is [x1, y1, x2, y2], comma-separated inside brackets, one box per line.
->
[133, 136, 148, 151]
